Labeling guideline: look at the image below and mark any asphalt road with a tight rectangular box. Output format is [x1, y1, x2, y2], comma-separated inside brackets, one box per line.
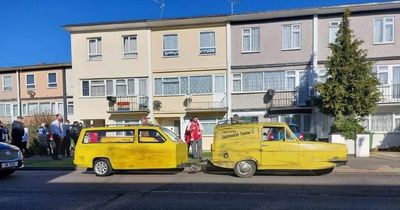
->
[0, 170, 399, 210]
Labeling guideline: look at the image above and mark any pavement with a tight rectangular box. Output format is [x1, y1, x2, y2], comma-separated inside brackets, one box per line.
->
[21, 152, 400, 174]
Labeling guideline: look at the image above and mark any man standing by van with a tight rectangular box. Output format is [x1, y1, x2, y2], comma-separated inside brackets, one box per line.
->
[50, 114, 63, 160]
[188, 117, 203, 160]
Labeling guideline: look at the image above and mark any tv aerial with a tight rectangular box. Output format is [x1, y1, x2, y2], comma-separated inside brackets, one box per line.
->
[229, 0, 240, 14]
[153, 0, 166, 18]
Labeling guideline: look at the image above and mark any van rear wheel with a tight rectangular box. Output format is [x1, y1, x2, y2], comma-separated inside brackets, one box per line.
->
[234, 160, 256, 178]
[93, 158, 112, 176]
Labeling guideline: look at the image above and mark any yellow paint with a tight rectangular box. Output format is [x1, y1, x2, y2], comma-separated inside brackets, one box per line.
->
[74, 126, 188, 170]
[212, 122, 348, 170]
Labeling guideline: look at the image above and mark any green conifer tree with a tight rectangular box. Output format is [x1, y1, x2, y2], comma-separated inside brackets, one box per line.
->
[315, 9, 380, 139]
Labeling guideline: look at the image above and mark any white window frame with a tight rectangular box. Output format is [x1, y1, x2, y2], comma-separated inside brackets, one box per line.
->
[2, 75, 12, 91]
[163, 34, 179, 57]
[47, 72, 57, 88]
[0, 104, 11, 117]
[241, 27, 260, 53]
[154, 75, 220, 96]
[199, 31, 216, 55]
[26, 74, 35, 89]
[122, 35, 138, 59]
[373, 17, 395, 45]
[81, 78, 147, 97]
[282, 24, 302, 50]
[67, 101, 74, 115]
[87, 38, 102, 61]
[329, 21, 341, 43]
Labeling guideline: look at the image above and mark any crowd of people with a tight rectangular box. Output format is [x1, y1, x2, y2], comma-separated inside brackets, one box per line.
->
[0, 114, 83, 160]
[2, 114, 205, 160]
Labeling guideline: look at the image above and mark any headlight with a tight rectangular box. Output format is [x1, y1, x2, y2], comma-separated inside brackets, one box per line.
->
[18, 150, 23, 159]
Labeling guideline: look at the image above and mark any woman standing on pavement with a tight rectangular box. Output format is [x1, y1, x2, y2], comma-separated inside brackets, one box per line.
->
[187, 117, 203, 160]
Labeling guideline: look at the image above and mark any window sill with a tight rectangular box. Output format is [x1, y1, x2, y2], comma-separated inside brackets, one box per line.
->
[162, 55, 179, 58]
[122, 56, 138, 60]
[241, 51, 260, 54]
[282, 48, 301, 51]
[373, 42, 395, 45]
[199, 53, 216, 56]
[47, 86, 57, 89]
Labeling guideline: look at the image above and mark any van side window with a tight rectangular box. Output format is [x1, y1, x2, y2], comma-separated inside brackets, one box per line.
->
[139, 129, 165, 143]
[262, 127, 286, 141]
[82, 130, 135, 144]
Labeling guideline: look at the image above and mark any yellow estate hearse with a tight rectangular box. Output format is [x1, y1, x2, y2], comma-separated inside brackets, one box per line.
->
[211, 122, 348, 178]
[74, 125, 188, 176]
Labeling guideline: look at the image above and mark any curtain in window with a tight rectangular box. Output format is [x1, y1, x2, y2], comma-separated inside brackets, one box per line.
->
[13, 105, 18, 117]
[163, 78, 179, 95]
[116, 82, 127, 96]
[251, 28, 260, 51]
[242, 72, 263, 92]
[58, 103, 64, 115]
[371, 114, 392, 132]
[233, 74, 241, 92]
[190, 76, 212, 94]
[282, 26, 291, 49]
[97, 39, 102, 54]
[264, 71, 285, 91]
[82, 81, 90, 96]
[214, 76, 225, 93]
[39, 103, 51, 113]
[155, 78, 163, 95]
[180, 77, 189, 95]
[374, 19, 383, 43]
[124, 36, 137, 52]
[329, 27, 339, 43]
[91, 81, 105, 96]
[0, 105, 4, 117]
[200, 32, 215, 48]
[163, 35, 177, 50]
[292, 25, 300, 48]
[242, 29, 251, 51]
[138, 79, 147, 96]
[393, 67, 400, 99]
[28, 103, 39, 115]
[128, 79, 135, 95]
[385, 19, 393, 42]
[106, 80, 114, 96]
[89, 40, 97, 54]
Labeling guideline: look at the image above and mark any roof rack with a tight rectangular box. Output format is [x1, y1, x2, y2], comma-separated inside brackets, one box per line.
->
[217, 117, 257, 125]
[105, 123, 157, 127]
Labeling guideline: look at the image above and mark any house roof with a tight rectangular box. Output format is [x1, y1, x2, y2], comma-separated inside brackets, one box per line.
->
[64, 1, 400, 32]
[0, 63, 72, 73]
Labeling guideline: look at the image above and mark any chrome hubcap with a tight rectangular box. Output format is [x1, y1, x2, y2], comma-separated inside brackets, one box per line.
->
[95, 161, 108, 175]
[238, 161, 251, 174]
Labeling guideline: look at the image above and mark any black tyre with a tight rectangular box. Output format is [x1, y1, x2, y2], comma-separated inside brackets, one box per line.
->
[314, 167, 334, 175]
[93, 158, 112, 176]
[234, 160, 256, 178]
[0, 170, 15, 177]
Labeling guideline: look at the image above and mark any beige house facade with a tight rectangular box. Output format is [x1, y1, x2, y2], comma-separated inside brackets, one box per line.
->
[64, 1, 400, 150]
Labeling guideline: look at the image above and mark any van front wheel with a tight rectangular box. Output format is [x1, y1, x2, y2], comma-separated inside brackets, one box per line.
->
[234, 160, 256, 178]
[93, 158, 112, 176]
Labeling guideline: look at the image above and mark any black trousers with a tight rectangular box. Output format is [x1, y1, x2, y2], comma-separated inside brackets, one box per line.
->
[52, 135, 61, 159]
[60, 137, 71, 157]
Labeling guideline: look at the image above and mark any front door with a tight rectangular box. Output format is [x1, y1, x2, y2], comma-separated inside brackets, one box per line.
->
[260, 126, 299, 169]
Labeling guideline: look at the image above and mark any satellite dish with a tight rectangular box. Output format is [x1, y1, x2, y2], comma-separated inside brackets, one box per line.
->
[153, 100, 162, 111]
[27, 90, 36, 97]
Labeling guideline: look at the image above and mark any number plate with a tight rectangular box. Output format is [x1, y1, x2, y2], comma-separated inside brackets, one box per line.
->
[1, 161, 18, 168]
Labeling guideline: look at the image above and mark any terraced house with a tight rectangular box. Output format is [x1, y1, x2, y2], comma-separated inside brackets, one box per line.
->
[65, 1, 400, 150]
[0, 63, 74, 123]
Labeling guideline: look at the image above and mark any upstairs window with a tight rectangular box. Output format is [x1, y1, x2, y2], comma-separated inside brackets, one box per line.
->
[3, 75, 12, 91]
[200, 32, 216, 55]
[282, 24, 301, 50]
[329, 21, 340, 43]
[374, 17, 394, 44]
[48, 73, 57, 88]
[26, 74, 35, 89]
[88, 38, 102, 61]
[123, 35, 138, 58]
[242, 27, 260, 53]
[163, 34, 179, 57]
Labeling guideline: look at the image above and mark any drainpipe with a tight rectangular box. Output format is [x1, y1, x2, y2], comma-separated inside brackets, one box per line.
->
[62, 67, 68, 121]
[226, 21, 232, 118]
[312, 14, 319, 135]
[16, 69, 21, 116]
[147, 28, 154, 122]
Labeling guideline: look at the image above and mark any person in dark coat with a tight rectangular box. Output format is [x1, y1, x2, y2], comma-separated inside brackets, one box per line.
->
[61, 120, 71, 157]
[11, 116, 25, 151]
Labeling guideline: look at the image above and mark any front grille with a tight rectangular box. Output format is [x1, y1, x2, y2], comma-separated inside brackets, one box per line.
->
[0, 150, 19, 160]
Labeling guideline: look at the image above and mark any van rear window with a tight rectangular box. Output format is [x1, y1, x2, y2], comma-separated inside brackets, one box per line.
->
[82, 130, 135, 144]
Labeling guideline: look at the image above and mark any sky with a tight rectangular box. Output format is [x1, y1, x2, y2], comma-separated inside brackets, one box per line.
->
[0, 0, 393, 67]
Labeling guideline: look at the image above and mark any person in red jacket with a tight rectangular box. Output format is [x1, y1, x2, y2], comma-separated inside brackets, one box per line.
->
[184, 119, 193, 156]
[187, 117, 203, 160]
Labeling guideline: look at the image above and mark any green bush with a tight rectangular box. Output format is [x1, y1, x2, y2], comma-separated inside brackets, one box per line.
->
[331, 115, 364, 140]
